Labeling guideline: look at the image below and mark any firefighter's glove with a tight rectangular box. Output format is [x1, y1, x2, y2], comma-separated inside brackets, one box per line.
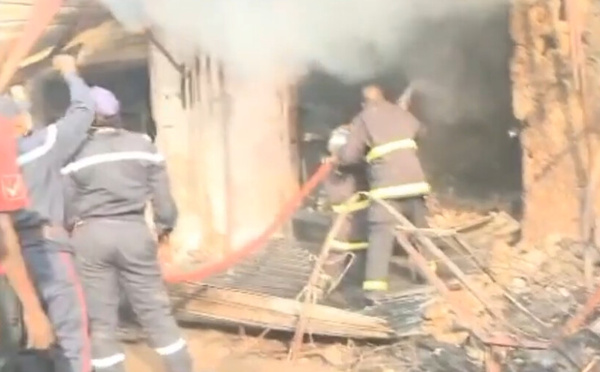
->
[52, 55, 77, 75]
[327, 125, 350, 156]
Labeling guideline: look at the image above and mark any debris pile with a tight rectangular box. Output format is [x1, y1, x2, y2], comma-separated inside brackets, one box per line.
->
[120, 203, 600, 371]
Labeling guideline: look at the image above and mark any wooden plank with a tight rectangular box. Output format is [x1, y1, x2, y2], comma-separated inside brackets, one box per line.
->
[171, 287, 395, 339]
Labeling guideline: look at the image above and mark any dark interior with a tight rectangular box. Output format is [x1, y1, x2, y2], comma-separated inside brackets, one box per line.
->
[33, 61, 154, 138]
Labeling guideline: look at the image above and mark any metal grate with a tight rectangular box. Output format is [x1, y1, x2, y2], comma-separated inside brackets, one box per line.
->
[197, 238, 317, 299]
[361, 287, 436, 337]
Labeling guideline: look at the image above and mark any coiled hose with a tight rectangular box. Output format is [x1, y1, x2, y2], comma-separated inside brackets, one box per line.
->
[162, 161, 333, 283]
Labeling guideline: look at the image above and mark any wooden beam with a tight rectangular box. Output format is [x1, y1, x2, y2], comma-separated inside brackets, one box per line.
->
[0, 0, 63, 92]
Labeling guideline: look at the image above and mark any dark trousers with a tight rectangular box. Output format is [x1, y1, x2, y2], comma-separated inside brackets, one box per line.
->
[0, 277, 21, 372]
[364, 197, 428, 289]
[17, 233, 90, 372]
[70, 219, 192, 372]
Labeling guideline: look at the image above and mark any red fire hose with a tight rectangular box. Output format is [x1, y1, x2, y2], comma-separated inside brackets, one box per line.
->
[162, 161, 333, 283]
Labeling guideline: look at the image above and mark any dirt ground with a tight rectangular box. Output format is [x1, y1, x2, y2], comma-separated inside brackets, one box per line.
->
[123, 327, 342, 372]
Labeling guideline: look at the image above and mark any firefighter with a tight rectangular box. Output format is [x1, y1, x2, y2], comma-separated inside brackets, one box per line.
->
[334, 84, 432, 300]
[61, 87, 193, 372]
[1, 54, 93, 372]
[0, 115, 55, 371]
[324, 124, 369, 306]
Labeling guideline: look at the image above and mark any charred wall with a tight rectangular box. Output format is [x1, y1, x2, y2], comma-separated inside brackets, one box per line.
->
[298, 2, 521, 213]
[510, 0, 600, 242]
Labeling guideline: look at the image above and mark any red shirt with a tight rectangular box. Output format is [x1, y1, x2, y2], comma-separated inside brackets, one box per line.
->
[0, 114, 29, 275]
[0, 114, 28, 211]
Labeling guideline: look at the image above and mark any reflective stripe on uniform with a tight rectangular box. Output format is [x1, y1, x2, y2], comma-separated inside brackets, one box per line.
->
[363, 280, 389, 291]
[17, 124, 58, 165]
[155, 338, 187, 356]
[330, 240, 368, 251]
[91, 353, 125, 368]
[365, 138, 417, 163]
[331, 198, 369, 213]
[61, 151, 165, 175]
[369, 181, 430, 200]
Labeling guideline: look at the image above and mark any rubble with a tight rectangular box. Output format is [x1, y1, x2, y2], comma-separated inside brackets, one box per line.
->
[110, 203, 600, 371]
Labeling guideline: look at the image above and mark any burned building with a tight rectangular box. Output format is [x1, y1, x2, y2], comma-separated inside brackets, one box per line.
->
[0, 0, 596, 274]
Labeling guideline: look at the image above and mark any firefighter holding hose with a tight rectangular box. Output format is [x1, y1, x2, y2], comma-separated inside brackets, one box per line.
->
[331, 85, 434, 303]
[2, 54, 93, 372]
[324, 124, 369, 307]
[61, 87, 193, 372]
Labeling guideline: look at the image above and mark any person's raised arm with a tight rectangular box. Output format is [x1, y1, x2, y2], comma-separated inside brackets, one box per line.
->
[49, 55, 95, 165]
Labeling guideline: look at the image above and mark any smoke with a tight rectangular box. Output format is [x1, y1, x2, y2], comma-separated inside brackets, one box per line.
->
[98, 0, 507, 82]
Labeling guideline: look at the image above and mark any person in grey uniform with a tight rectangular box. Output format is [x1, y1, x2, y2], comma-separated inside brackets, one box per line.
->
[0, 55, 93, 372]
[62, 87, 193, 372]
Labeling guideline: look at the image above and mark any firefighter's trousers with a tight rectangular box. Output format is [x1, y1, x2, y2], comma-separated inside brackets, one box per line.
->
[363, 197, 428, 292]
[0, 277, 20, 372]
[70, 218, 192, 372]
[17, 230, 90, 372]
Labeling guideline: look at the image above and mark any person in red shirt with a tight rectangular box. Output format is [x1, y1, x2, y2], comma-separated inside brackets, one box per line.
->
[0, 112, 55, 368]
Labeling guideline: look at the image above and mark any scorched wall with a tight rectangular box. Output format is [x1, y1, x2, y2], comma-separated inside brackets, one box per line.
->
[511, 0, 599, 243]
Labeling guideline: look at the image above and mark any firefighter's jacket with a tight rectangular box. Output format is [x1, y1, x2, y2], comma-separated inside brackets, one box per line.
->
[61, 128, 177, 236]
[323, 164, 369, 252]
[338, 101, 429, 201]
[6, 73, 95, 247]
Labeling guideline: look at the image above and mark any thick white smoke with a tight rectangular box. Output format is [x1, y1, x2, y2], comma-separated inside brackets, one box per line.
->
[98, 0, 506, 82]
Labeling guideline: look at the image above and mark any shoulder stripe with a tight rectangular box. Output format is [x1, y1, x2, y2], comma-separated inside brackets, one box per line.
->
[17, 124, 58, 165]
[61, 151, 165, 175]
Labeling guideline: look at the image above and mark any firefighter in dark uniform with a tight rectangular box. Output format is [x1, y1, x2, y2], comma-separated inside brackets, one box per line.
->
[62, 87, 193, 372]
[335, 85, 433, 299]
[2, 55, 93, 372]
[324, 125, 369, 304]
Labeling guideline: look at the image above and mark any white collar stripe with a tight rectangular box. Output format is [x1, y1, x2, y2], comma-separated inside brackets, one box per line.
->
[61, 151, 165, 175]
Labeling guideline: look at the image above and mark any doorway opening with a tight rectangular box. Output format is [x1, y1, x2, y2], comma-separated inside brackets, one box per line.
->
[296, 1, 522, 218]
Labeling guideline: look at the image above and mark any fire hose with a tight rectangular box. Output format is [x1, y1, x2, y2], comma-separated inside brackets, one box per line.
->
[162, 161, 334, 283]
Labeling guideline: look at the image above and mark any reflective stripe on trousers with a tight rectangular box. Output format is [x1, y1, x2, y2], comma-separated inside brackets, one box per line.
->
[330, 240, 368, 251]
[92, 354, 125, 369]
[365, 138, 417, 163]
[363, 280, 389, 291]
[331, 198, 369, 213]
[91, 339, 187, 369]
